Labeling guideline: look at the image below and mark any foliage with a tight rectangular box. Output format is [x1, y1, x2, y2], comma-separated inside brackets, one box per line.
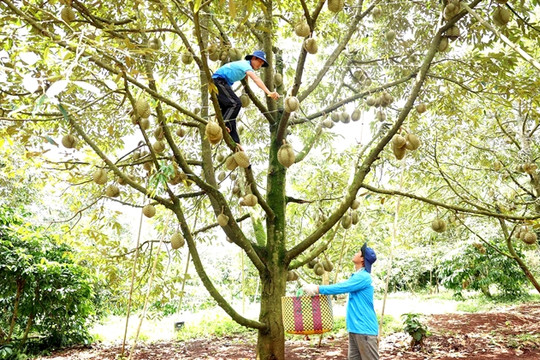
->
[0, 206, 98, 352]
[401, 313, 429, 349]
[438, 242, 529, 298]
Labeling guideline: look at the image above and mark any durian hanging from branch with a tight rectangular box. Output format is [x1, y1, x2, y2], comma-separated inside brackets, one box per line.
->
[277, 140, 295, 168]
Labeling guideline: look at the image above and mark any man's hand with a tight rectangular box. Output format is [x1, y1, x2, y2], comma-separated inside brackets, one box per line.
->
[267, 91, 280, 100]
[302, 284, 319, 296]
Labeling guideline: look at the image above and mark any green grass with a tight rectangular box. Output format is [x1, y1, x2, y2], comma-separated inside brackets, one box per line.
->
[456, 292, 540, 313]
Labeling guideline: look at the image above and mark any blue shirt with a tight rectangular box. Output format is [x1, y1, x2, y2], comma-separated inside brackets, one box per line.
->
[212, 60, 253, 86]
[318, 268, 378, 336]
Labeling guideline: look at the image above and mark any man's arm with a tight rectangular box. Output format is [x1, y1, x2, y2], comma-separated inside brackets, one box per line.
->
[246, 71, 280, 100]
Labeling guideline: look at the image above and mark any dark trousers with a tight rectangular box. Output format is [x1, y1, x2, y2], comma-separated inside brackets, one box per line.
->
[214, 78, 242, 144]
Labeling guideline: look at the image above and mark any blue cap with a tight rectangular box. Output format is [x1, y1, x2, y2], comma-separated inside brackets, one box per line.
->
[361, 243, 377, 273]
[245, 50, 269, 67]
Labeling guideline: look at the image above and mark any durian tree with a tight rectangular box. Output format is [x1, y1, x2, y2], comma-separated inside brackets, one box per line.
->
[1, 0, 540, 358]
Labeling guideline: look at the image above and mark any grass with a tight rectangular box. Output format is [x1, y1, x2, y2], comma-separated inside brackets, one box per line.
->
[176, 312, 256, 341]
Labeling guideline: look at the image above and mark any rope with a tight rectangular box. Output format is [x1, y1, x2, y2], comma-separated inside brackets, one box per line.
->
[120, 193, 146, 357]
[378, 168, 404, 337]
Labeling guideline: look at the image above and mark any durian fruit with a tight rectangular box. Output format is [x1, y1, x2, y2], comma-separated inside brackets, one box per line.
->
[493, 160, 503, 171]
[135, 98, 151, 118]
[522, 231, 538, 245]
[243, 194, 258, 207]
[392, 141, 407, 160]
[314, 263, 325, 276]
[431, 218, 447, 233]
[139, 118, 150, 130]
[240, 94, 250, 108]
[217, 213, 229, 226]
[228, 48, 242, 61]
[392, 134, 407, 149]
[61, 134, 77, 148]
[153, 140, 165, 153]
[142, 204, 156, 218]
[515, 225, 528, 239]
[143, 161, 153, 172]
[171, 232, 185, 249]
[154, 126, 164, 140]
[216, 153, 226, 163]
[234, 151, 250, 168]
[340, 111, 350, 123]
[93, 169, 108, 185]
[168, 170, 187, 185]
[372, 7, 382, 19]
[60, 6, 75, 23]
[351, 199, 360, 210]
[522, 162, 538, 175]
[351, 109, 361, 121]
[327, 0, 344, 13]
[366, 96, 377, 106]
[331, 112, 340, 123]
[380, 92, 394, 107]
[205, 121, 223, 145]
[322, 118, 334, 128]
[416, 103, 427, 114]
[404, 133, 421, 151]
[217, 171, 226, 181]
[303, 38, 318, 54]
[105, 184, 120, 198]
[375, 111, 386, 122]
[277, 142, 295, 168]
[385, 30, 396, 42]
[341, 214, 352, 229]
[307, 259, 318, 269]
[351, 210, 359, 225]
[443, 0, 461, 21]
[207, 43, 219, 61]
[176, 127, 186, 137]
[295, 21, 311, 37]
[287, 270, 299, 281]
[274, 73, 283, 87]
[322, 259, 334, 272]
[225, 155, 238, 171]
[284, 96, 300, 112]
[149, 38, 161, 50]
[492, 7, 511, 26]
[438, 37, 449, 52]
[445, 25, 460, 41]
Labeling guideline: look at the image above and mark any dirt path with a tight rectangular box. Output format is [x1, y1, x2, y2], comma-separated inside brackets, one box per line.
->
[37, 303, 540, 360]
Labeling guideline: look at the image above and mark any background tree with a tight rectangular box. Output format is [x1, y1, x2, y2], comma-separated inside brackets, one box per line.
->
[1, 0, 539, 359]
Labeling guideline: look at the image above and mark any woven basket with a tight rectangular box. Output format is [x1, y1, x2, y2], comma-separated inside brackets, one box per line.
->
[281, 295, 333, 335]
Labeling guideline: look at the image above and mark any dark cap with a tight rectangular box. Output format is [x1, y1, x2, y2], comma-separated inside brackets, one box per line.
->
[361, 243, 377, 273]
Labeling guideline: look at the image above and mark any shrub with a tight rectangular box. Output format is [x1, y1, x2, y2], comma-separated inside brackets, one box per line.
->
[0, 206, 98, 353]
[401, 313, 429, 350]
[437, 242, 528, 298]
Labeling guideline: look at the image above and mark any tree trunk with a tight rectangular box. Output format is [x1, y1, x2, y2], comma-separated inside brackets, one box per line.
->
[7, 278, 25, 343]
[256, 270, 286, 360]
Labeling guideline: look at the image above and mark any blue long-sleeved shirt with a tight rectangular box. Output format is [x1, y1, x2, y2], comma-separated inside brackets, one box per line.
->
[318, 268, 378, 335]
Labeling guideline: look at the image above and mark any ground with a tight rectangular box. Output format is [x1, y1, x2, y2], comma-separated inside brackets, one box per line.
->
[37, 302, 540, 360]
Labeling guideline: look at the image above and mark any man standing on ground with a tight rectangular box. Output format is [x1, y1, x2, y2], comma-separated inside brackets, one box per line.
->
[303, 243, 379, 360]
[211, 50, 280, 147]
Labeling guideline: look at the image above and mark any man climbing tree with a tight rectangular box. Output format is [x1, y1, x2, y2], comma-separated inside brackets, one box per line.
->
[212, 50, 280, 147]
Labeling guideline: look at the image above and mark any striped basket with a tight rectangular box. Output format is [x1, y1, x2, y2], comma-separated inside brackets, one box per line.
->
[281, 295, 334, 335]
